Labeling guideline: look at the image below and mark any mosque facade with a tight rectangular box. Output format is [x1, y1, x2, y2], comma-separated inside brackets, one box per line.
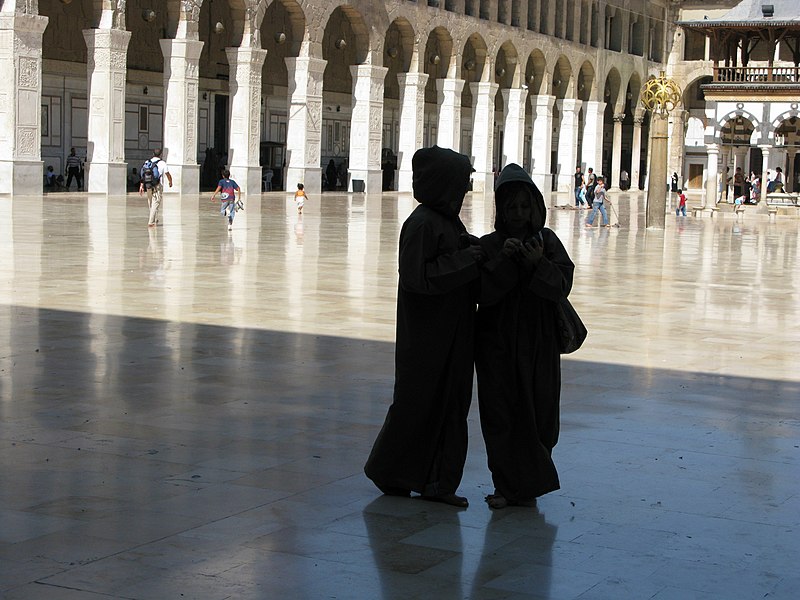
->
[1, 0, 795, 204]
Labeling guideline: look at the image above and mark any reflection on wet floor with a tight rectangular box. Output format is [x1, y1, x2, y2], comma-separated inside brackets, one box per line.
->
[0, 191, 798, 598]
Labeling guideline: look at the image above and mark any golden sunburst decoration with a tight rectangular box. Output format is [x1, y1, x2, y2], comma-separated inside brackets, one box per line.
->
[640, 71, 682, 117]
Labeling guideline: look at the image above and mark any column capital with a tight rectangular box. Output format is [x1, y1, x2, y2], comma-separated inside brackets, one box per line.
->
[436, 77, 466, 94]
[557, 98, 583, 112]
[530, 94, 556, 111]
[159, 37, 204, 62]
[397, 71, 429, 88]
[613, 112, 626, 123]
[706, 143, 720, 154]
[470, 81, 500, 96]
[0, 12, 48, 35]
[225, 45, 268, 68]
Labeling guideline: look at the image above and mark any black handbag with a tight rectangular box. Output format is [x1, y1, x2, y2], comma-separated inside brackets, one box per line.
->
[555, 297, 587, 354]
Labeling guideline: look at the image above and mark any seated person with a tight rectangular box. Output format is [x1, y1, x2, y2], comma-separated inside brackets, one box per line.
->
[127, 167, 140, 192]
[44, 165, 56, 191]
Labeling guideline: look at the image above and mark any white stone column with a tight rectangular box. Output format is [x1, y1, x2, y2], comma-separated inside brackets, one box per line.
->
[470, 82, 499, 193]
[630, 110, 644, 190]
[667, 108, 687, 186]
[84, 28, 131, 195]
[397, 72, 428, 193]
[581, 100, 605, 173]
[285, 56, 326, 197]
[502, 88, 527, 167]
[556, 98, 582, 194]
[704, 143, 719, 208]
[160, 38, 204, 195]
[530, 95, 555, 194]
[226, 46, 267, 195]
[609, 112, 624, 188]
[759, 144, 771, 209]
[436, 78, 465, 151]
[349, 64, 388, 193]
[0, 13, 48, 195]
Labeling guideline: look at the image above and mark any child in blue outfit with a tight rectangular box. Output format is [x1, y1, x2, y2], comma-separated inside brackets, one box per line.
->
[211, 170, 241, 231]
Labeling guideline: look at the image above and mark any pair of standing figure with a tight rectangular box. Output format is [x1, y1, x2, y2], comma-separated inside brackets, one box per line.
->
[364, 147, 575, 508]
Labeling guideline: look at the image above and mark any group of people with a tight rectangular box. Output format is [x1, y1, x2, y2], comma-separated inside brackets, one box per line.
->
[43, 148, 84, 192]
[324, 159, 347, 192]
[364, 146, 575, 509]
[574, 166, 612, 227]
[722, 166, 785, 204]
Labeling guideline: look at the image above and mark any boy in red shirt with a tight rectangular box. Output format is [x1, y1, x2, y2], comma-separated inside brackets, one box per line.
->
[676, 188, 687, 216]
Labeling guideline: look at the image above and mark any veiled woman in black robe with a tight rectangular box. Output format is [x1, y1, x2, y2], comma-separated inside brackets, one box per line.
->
[364, 146, 484, 507]
[475, 163, 575, 508]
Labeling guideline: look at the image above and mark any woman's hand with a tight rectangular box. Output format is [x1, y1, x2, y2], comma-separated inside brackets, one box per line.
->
[517, 238, 543, 270]
[502, 238, 523, 257]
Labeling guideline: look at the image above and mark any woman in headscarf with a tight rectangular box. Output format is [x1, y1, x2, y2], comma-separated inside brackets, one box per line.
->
[365, 146, 485, 508]
[475, 163, 575, 508]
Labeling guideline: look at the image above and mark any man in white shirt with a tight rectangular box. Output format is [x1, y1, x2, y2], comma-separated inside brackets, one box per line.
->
[139, 148, 173, 227]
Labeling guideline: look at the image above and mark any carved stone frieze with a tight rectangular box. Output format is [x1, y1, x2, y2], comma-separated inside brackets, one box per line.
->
[306, 99, 322, 133]
[17, 127, 36, 156]
[17, 56, 38, 88]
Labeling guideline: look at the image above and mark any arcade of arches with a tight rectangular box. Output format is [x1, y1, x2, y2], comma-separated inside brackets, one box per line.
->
[3, 0, 795, 206]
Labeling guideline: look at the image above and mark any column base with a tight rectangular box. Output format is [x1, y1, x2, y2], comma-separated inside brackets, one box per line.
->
[397, 169, 413, 193]
[286, 167, 321, 196]
[0, 160, 45, 196]
[164, 164, 200, 196]
[348, 169, 382, 194]
[230, 166, 262, 196]
[471, 171, 495, 194]
[87, 162, 128, 195]
[531, 173, 552, 197]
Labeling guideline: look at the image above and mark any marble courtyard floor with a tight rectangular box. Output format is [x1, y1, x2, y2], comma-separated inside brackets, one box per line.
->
[0, 190, 798, 599]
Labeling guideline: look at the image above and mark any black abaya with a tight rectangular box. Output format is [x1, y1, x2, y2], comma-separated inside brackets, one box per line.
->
[365, 146, 481, 497]
[475, 164, 575, 502]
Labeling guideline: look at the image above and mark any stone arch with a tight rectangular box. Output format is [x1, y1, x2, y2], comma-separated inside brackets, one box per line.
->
[312, 0, 388, 64]
[576, 60, 595, 101]
[321, 5, 370, 94]
[422, 26, 454, 105]
[494, 39, 520, 88]
[524, 48, 548, 95]
[552, 55, 572, 99]
[261, 0, 306, 89]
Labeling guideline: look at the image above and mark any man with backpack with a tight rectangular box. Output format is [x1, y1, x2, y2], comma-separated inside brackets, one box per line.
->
[138, 148, 173, 227]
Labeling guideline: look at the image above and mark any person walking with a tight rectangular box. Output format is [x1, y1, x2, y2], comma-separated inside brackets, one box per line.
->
[364, 146, 486, 508]
[574, 166, 586, 208]
[584, 168, 596, 208]
[474, 163, 575, 509]
[64, 148, 83, 191]
[138, 148, 173, 227]
[211, 169, 241, 231]
[585, 177, 610, 227]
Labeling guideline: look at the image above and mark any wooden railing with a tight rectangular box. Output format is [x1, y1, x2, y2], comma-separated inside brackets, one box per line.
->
[714, 66, 800, 84]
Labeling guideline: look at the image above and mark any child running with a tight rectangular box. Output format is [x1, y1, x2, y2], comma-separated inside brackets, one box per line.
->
[211, 169, 240, 231]
[295, 183, 307, 214]
[676, 188, 687, 216]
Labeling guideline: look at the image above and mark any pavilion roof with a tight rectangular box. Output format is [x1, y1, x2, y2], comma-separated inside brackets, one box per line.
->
[679, 0, 800, 29]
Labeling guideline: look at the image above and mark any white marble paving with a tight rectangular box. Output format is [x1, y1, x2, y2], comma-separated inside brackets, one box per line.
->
[0, 190, 798, 599]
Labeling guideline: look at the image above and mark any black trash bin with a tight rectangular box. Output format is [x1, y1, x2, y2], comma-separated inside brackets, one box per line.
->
[352, 179, 365, 193]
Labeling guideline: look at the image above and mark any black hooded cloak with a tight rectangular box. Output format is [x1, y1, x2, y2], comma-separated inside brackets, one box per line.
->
[475, 163, 575, 501]
[365, 146, 481, 497]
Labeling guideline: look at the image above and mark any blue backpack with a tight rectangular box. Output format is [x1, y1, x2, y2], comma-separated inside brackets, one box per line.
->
[140, 158, 161, 188]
